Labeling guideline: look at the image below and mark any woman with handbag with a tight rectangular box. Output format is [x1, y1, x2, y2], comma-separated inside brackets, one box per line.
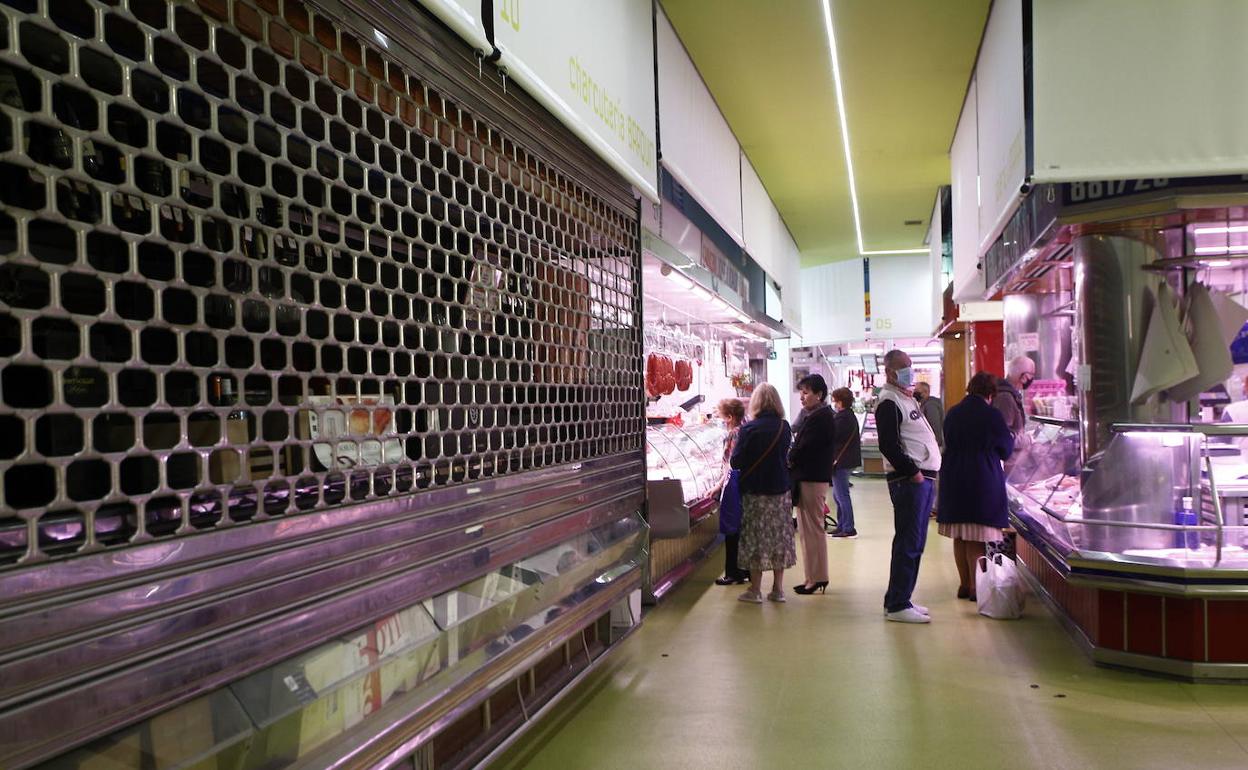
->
[730, 383, 796, 603]
[936, 372, 1015, 602]
[715, 398, 749, 585]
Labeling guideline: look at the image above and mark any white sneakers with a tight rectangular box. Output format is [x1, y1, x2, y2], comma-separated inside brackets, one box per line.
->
[885, 606, 931, 624]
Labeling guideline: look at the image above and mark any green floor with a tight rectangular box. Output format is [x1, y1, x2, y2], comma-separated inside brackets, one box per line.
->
[493, 479, 1248, 770]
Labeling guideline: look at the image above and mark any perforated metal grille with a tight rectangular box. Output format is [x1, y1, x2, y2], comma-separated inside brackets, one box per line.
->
[0, 0, 643, 566]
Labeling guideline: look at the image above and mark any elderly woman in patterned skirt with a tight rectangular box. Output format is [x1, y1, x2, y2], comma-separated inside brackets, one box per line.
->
[730, 383, 797, 603]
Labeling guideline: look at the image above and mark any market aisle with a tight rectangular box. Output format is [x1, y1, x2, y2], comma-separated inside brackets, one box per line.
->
[492, 479, 1248, 770]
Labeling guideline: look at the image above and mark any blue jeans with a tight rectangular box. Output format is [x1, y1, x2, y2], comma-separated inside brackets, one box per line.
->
[884, 477, 935, 613]
[832, 468, 855, 532]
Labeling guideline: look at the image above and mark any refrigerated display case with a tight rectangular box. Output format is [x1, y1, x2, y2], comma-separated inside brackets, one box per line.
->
[987, 193, 1248, 679]
[645, 423, 728, 508]
[859, 413, 884, 476]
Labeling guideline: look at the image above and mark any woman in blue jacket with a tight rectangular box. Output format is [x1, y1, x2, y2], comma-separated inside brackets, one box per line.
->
[730, 383, 796, 604]
[936, 372, 1015, 601]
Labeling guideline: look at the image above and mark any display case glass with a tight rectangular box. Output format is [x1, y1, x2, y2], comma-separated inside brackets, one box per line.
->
[1008, 419, 1248, 568]
[45, 514, 647, 769]
[644, 423, 727, 504]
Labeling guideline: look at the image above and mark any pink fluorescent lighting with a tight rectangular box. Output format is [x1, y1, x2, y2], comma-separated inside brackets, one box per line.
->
[1203, 259, 1233, 267]
[663, 270, 693, 290]
[1193, 225, 1248, 235]
[1194, 245, 1248, 255]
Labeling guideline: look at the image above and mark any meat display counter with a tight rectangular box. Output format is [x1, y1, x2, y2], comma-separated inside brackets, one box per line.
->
[859, 413, 884, 476]
[643, 422, 728, 603]
[644, 423, 728, 538]
[1008, 417, 1248, 678]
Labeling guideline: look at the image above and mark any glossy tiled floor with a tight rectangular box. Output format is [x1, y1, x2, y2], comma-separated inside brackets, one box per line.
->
[493, 479, 1248, 770]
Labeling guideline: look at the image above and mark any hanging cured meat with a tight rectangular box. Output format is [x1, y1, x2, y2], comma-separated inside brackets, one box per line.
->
[674, 359, 693, 391]
[658, 355, 676, 395]
[645, 353, 662, 397]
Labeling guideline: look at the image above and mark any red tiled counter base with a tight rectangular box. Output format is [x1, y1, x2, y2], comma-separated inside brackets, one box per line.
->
[1016, 536, 1248, 673]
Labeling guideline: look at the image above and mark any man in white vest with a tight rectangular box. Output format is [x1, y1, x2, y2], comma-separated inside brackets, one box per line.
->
[875, 349, 942, 623]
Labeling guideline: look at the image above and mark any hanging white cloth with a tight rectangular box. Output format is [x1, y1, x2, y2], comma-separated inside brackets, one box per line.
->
[1131, 282, 1199, 404]
[1169, 283, 1234, 402]
[1208, 286, 1248, 345]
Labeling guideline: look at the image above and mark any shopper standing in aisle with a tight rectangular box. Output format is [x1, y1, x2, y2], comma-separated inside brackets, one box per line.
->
[914, 382, 944, 451]
[788, 375, 836, 595]
[730, 384, 796, 604]
[936, 372, 1015, 602]
[914, 381, 945, 518]
[715, 398, 750, 586]
[876, 349, 943, 623]
[828, 387, 861, 539]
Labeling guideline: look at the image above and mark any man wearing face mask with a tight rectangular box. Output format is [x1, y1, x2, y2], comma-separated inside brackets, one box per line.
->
[994, 355, 1036, 439]
[875, 350, 943, 623]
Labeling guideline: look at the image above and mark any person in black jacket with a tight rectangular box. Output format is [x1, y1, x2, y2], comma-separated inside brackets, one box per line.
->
[789, 374, 835, 595]
[829, 387, 862, 538]
[730, 384, 796, 604]
[937, 372, 1015, 601]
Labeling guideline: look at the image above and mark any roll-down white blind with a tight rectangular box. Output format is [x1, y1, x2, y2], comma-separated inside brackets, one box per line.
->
[1033, 0, 1248, 182]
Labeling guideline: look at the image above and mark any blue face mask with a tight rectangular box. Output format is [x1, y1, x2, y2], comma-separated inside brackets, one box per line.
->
[895, 367, 915, 388]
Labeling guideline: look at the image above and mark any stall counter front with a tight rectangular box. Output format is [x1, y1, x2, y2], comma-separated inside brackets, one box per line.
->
[644, 422, 728, 602]
[1009, 417, 1248, 679]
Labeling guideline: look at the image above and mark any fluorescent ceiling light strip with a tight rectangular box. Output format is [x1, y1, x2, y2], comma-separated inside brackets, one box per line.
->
[1194, 245, 1248, 255]
[1193, 225, 1248, 235]
[822, 0, 928, 257]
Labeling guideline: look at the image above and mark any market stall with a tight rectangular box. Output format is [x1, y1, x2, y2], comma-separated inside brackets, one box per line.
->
[990, 195, 1248, 679]
[640, 254, 782, 601]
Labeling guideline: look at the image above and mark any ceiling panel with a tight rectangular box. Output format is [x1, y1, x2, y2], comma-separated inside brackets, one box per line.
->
[660, 0, 989, 265]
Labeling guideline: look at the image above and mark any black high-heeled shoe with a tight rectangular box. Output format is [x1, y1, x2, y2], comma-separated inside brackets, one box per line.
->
[793, 581, 828, 595]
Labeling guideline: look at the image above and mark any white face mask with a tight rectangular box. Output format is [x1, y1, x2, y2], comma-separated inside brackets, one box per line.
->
[895, 367, 915, 388]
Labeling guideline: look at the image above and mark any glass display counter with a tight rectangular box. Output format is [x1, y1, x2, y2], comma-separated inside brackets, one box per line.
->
[1007, 417, 1248, 678]
[859, 413, 884, 476]
[644, 423, 727, 506]
[46, 514, 647, 769]
[643, 423, 728, 599]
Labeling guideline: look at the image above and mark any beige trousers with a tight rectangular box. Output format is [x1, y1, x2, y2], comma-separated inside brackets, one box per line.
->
[796, 481, 830, 583]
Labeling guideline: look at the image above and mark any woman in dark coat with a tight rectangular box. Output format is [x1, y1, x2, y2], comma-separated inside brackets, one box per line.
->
[731, 384, 796, 603]
[936, 372, 1015, 601]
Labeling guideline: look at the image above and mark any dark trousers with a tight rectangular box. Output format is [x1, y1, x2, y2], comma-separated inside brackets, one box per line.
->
[724, 533, 749, 580]
[884, 477, 935, 613]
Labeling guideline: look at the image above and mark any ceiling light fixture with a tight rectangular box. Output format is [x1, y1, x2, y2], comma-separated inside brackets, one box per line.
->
[1203, 259, 1234, 267]
[821, 0, 928, 257]
[663, 268, 694, 290]
[1193, 225, 1248, 235]
[1195, 245, 1248, 255]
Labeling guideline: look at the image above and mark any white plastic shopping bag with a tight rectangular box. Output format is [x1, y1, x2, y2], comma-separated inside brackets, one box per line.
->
[976, 554, 1026, 620]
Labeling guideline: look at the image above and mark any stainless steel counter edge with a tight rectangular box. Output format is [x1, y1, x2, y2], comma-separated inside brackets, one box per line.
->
[0, 497, 646, 767]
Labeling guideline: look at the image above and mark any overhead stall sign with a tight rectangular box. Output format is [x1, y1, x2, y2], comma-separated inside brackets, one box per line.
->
[494, 0, 659, 201]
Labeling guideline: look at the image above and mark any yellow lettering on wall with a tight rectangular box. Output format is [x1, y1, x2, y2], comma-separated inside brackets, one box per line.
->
[500, 0, 520, 32]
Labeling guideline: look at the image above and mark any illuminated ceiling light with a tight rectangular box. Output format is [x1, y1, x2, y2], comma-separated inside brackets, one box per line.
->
[821, 0, 928, 257]
[1193, 225, 1248, 235]
[692, 285, 717, 302]
[1194, 245, 1248, 255]
[1203, 259, 1233, 267]
[663, 269, 694, 290]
